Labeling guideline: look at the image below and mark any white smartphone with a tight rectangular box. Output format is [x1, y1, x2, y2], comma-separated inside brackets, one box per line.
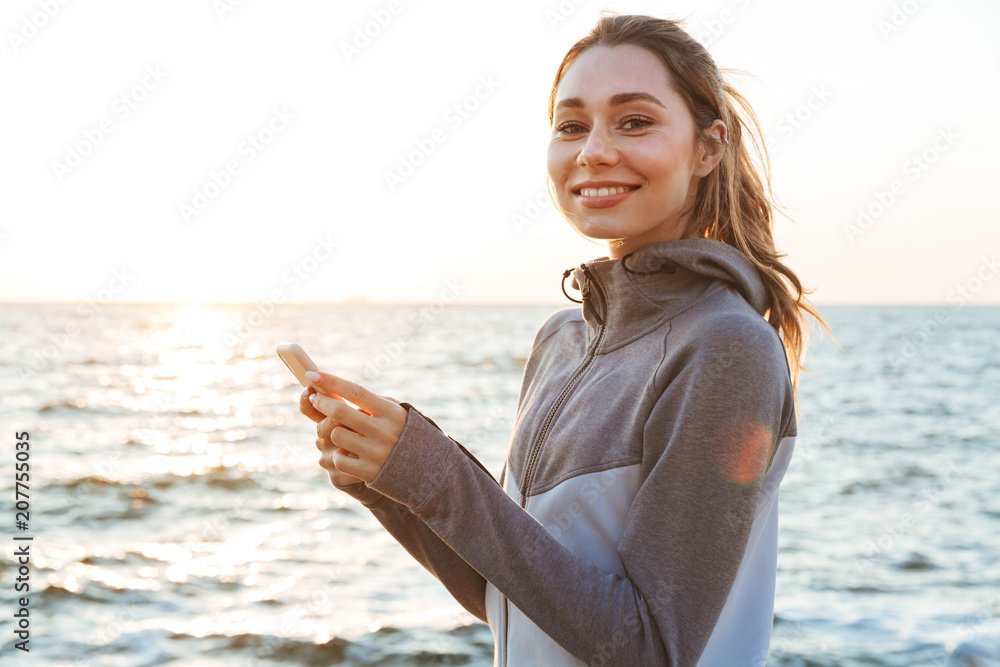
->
[276, 343, 319, 388]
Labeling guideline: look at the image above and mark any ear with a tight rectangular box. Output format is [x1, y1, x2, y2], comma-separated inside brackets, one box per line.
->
[694, 119, 727, 178]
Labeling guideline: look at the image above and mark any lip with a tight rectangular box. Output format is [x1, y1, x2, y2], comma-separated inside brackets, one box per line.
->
[572, 181, 640, 209]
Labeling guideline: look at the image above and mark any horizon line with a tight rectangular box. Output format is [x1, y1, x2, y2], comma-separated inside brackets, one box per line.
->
[2, 299, 999, 308]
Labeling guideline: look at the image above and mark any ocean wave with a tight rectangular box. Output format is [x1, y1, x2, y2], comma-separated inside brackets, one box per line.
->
[892, 551, 939, 571]
[36, 582, 112, 606]
[166, 631, 354, 664]
[57, 475, 119, 489]
[200, 466, 262, 491]
[39, 397, 90, 412]
[45, 466, 264, 495]
[951, 636, 1000, 666]
[165, 625, 494, 666]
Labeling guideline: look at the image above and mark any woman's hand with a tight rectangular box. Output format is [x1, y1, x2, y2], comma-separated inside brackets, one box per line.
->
[299, 385, 364, 486]
[298, 370, 408, 485]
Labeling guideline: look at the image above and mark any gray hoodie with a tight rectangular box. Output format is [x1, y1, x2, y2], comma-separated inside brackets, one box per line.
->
[335, 238, 798, 666]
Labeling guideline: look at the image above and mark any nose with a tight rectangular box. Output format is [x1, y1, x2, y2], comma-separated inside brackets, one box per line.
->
[577, 125, 619, 168]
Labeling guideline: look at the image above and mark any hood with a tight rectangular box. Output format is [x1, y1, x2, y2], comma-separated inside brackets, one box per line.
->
[564, 238, 770, 354]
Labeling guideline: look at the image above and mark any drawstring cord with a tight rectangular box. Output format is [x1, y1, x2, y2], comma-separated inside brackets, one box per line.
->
[561, 269, 582, 303]
[621, 251, 677, 275]
[562, 252, 677, 329]
[562, 265, 604, 327]
[565, 251, 678, 304]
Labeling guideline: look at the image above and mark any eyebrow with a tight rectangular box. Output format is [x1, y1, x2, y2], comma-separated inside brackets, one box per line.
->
[554, 91, 667, 111]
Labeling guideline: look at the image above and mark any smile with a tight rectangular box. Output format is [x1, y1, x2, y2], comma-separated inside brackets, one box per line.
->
[573, 184, 640, 209]
[576, 185, 639, 198]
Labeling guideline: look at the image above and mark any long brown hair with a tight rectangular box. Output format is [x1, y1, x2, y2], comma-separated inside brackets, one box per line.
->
[548, 12, 828, 387]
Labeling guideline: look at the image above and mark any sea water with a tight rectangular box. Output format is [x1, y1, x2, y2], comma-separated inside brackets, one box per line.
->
[0, 303, 997, 666]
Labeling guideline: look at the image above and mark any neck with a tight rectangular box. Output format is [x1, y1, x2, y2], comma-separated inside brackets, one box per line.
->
[604, 224, 698, 260]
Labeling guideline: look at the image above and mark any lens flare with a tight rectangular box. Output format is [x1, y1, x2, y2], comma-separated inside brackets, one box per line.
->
[713, 418, 775, 486]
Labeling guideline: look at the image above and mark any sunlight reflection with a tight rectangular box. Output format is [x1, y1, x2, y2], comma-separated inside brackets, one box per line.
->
[54, 562, 162, 592]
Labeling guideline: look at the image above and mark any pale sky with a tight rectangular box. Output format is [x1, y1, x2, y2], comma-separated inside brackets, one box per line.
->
[2, 0, 998, 305]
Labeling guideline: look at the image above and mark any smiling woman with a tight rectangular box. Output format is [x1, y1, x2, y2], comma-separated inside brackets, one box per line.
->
[546, 44, 727, 255]
[294, 12, 827, 667]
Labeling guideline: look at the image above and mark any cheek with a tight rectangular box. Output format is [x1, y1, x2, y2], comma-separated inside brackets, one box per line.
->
[545, 147, 559, 183]
[546, 146, 573, 207]
[632, 144, 674, 179]
[546, 143, 574, 183]
[636, 133, 692, 173]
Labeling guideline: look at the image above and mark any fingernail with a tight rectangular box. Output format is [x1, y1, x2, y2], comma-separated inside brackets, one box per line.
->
[309, 394, 317, 403]
[305, 371, 320, 382]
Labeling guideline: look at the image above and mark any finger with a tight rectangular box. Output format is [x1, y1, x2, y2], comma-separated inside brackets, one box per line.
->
[317, 418, 334, 442]
[317, 430, 360, 461]
[305, 371, 392, 417]
[315, 428, 345, 452]
[329, 424, 366, 456]
[309, 392, 369, 432]
[317, 416, 359, 442]
[327, 465, 364, 487]
[332, 447, 370, 483]
[299, 387, 328, 423]
[309, 385, 361, 422]
[318, 444, 357, 467]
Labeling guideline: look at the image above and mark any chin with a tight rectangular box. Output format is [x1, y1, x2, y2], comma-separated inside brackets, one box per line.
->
[571, 222, 647, 243]
[570, 226, 622, 242]
[562, 213, 633, 241]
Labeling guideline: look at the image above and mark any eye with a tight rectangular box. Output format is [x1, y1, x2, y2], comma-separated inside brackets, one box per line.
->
[555, 121, 587, 134]
[620, 115, 652, 131]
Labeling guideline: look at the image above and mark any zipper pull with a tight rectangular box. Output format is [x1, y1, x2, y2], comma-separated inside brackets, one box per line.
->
[581, 265, 604, 327]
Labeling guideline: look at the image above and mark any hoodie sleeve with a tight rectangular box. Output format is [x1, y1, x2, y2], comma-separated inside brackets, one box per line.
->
[365, 320, 796, 666]
[327, 313, 572, 626]
[331, 441, 493, 624]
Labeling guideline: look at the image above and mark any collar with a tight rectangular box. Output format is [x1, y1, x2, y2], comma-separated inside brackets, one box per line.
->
[564, 238, 770, 354]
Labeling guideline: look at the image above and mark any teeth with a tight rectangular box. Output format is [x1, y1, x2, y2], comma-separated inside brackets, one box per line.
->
[579, 186, 634, 198]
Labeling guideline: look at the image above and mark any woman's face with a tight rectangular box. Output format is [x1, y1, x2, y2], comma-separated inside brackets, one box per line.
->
[546, 44, 722, 258]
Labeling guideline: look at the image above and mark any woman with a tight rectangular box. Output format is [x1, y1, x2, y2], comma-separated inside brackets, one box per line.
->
[298, 13, 823, 666]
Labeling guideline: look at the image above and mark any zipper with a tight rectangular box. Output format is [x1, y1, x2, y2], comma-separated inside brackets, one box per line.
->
[503, 264, 607, 664]
[519, 265, 606, 509]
